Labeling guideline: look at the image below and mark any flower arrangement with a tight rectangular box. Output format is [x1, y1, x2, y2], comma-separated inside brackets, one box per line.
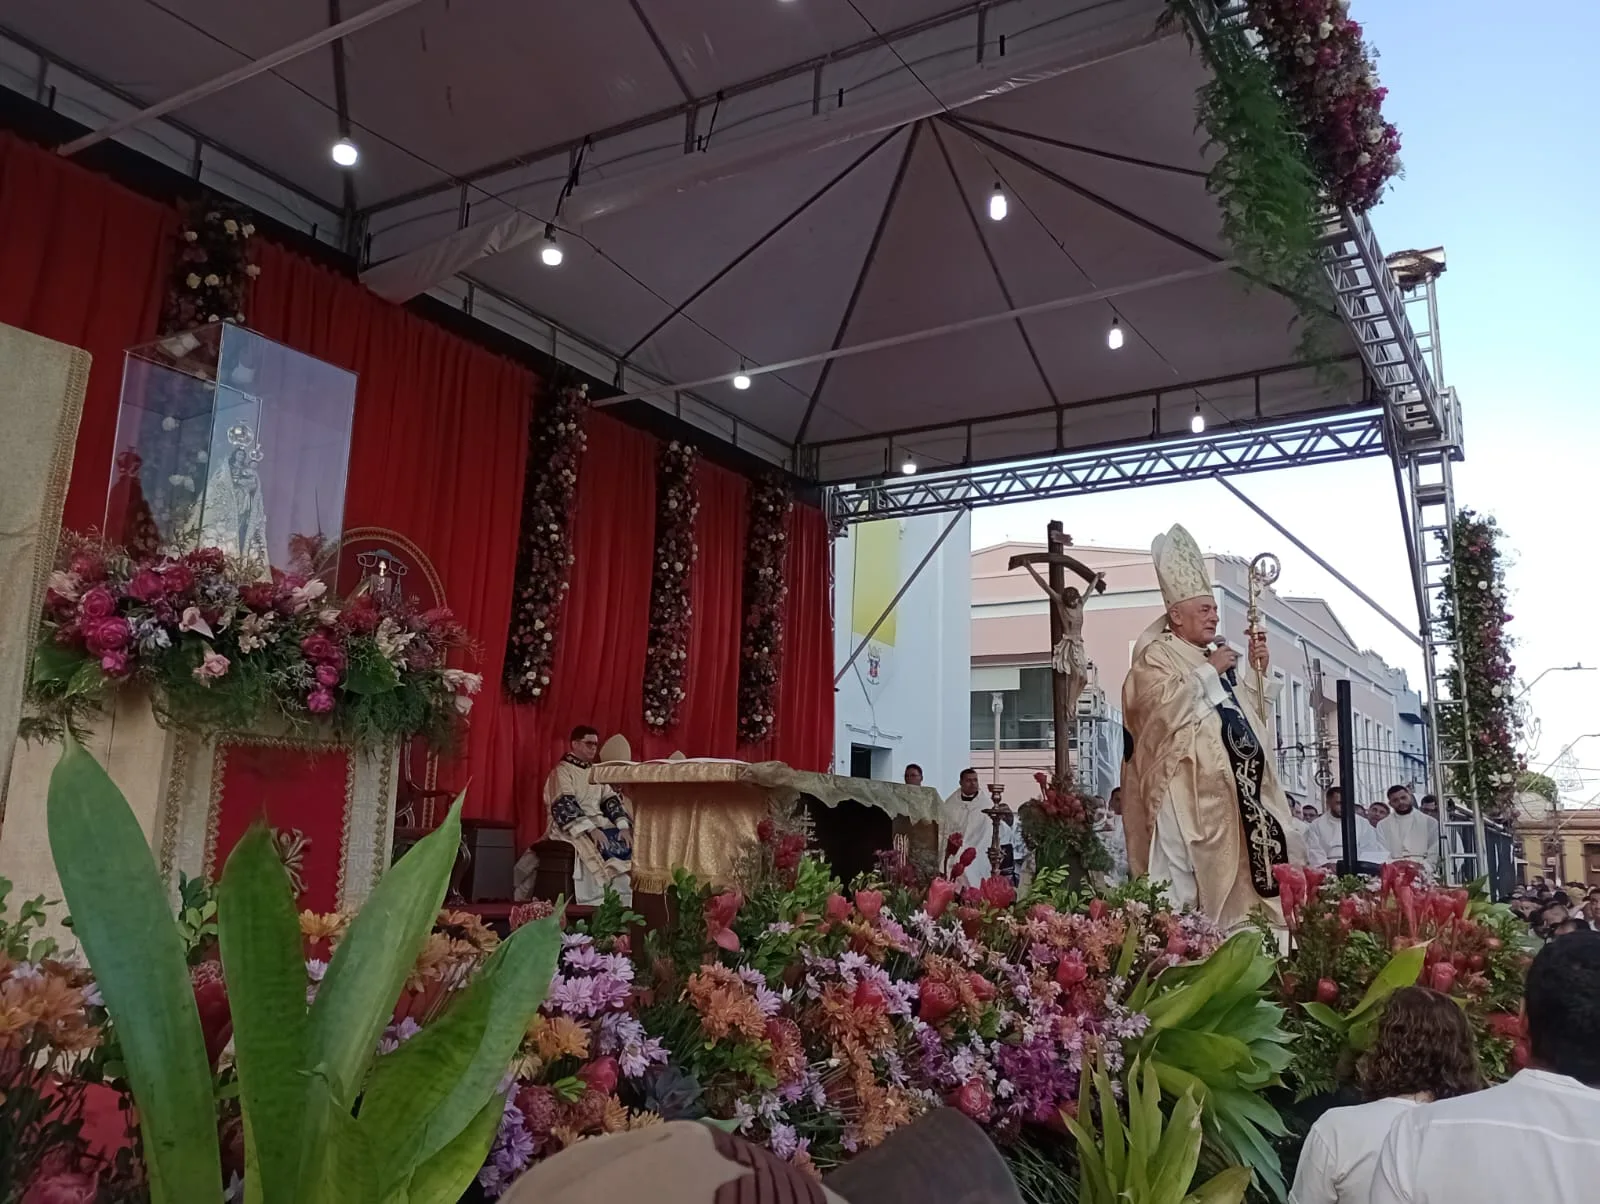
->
[1437, 510, 1524, 822]
[737, 475, 792, 744]
[504, 383, 589, 702]
[1245, 0, 1403, 212]
[1018, 773, 1111, 881]
[161, 198, 259, 335]
[643, 441, 700, 732]
[25, 533, 480, 750]
[1273, 862, 1530, 1097]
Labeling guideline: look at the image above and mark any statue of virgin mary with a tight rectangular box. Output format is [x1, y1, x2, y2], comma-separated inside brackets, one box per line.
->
[190, 422, 271, 577]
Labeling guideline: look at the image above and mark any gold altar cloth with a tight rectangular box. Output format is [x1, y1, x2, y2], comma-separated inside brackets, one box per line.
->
[590, 759, 944, 892]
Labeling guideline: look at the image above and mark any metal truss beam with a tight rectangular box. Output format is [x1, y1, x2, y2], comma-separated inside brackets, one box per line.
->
[826, 409, 1386, 526]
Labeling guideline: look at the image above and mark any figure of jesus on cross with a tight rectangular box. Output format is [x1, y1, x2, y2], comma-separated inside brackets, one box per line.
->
[1008, 521, 1107, 783]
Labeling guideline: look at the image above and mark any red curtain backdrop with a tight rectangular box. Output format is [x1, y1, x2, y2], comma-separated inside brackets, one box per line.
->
[248, 241, 534, 828]
[0, 133, 172, 531]
[0, 129, 834, 847]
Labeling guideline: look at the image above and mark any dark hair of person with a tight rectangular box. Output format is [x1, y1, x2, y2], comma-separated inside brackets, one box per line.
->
[1359, 986, 1484, 1101]
[1553, 918, 1590, 936]
[1387, 784, 1409, 799]
[1421, 794, 1438, 806]
[960, 767, 977, 779]
[1554, 891, 1573, 908]
[570, 724, 599, 742]
[904, 763, 922, 775]
[1526, 929, 1600, 1086]
[1325, 786, 1342, 803]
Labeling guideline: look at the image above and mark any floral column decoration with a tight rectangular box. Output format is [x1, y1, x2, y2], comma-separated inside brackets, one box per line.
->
[504, 384, 589, 701]
[162, 199, 260, 334]
[737, 475, 792, 745]
[1437, 509, 1524, 821]
[643, 441, 700, 732]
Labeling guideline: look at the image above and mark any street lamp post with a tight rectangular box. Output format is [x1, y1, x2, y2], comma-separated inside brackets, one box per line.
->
[1516, 663, 1593, 701]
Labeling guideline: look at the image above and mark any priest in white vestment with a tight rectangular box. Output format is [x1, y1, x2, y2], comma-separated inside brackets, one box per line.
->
[540, 725, 633, 905]
[1305, 787, 1390, 870]
[1121, 524, 1305, 932]
[1100, 786, 1129, 886]
[1377, 786, 1442, 878]
[943, 767, 1026, 889]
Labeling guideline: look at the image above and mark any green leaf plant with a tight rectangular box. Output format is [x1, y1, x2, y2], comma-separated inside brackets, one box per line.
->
[1065, 1054, 1252, 1204]
[1125, 931, 1296, 1201]
[47, 735, 560, 1204]
[1300, 942, 1426, 1053]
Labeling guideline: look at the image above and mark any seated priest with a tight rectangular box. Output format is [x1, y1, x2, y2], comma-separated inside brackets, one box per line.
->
[1305, 786, 1389, 873]
[542, 724, 633, 905]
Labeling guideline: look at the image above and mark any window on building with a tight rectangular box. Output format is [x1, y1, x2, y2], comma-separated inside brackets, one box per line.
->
[1290, 680, 1306, 790]
[971, 667, 1058, 750]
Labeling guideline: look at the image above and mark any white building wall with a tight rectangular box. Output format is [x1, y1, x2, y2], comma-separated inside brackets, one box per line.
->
[833, 512, 971, 796]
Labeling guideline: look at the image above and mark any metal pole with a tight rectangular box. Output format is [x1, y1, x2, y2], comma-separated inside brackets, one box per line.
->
[57, 0, 430, 157]
[1337, 680, 1360, 874]
[1214, 476, 1421, 648]
[834, 507, 967, 685]
[991, 692, 1003, 788]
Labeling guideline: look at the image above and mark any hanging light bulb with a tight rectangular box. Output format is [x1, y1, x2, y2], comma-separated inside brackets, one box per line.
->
[539, 225, 564, 267]
[900, 456, 918, 476]
[1190, 405, 1206, 435]
[988, 182, 1008, 222]
[1107, 317, 1124, 351]
[732, 368, 752, 390]
[330, 137, 360, 167]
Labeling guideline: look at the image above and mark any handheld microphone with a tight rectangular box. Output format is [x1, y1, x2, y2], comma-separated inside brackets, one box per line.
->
[1212, 638, 1238, 689]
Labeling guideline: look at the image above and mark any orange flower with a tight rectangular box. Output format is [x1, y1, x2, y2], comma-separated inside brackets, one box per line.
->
[299, 910, 348, 944]
[529, 1013, 591, 1062]
[436, 910, 500, 956]
[684, 965, 766, 1042]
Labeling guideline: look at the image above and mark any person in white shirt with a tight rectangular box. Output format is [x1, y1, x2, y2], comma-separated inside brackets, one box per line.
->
[1305, 787, 1389, 871]
[1290, 985, 1482, 1204]
[1377, 785, 1442, 878]
[1099, 785, 1129, 886]
[1370, 931, 1600, 1204]
[942, 768, 1026, 889]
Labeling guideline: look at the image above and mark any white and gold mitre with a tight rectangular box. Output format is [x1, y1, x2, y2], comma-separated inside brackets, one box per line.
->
[1151, 523, 1210, 609]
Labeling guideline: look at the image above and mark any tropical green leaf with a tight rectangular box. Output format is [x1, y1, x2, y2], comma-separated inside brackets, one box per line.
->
[1300, 1001, 1349, 1033]
[32, 641, 83, 685]
[403, 1094, 507, 1204]
[1098, 1064, 1127, 1190]
[1347, 944, 1426, 1021]
[1151, 1029, 1254, 1080]
[306, 795, 464, 1110]
[46, 737, 223, 1204]
[1185, 1166, 1253, 1204]
[218, 825, 309, 1203]
[1150, 1086, 1204, 1204]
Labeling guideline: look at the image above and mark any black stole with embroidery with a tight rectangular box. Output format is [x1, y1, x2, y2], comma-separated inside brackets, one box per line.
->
[1215, 684, 1288, 897]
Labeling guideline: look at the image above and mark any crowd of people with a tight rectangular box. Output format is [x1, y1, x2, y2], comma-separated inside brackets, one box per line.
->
[1290, 931, 1600, 1203]
[1511, 879, 1600, 939]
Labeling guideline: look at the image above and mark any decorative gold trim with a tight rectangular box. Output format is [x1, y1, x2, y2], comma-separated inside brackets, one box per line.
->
[372, 748, 396, 887]
[158, 735, 191, 882]
[312, 526, 447, 608]
[336, 747, 358, 910]
[632, 868, 674, 895]
[203, 741, 230, 881]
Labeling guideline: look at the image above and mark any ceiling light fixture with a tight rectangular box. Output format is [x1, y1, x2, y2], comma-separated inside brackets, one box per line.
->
[900, 456, 918, 475]
[732, 367, 753, 390]
[330, 137, 360, 167]
[1107, 317, 1124, 351]
[988, 182, 1008, 222]
[1190, 405, 1206, 435]
[539, 225, 564, 267]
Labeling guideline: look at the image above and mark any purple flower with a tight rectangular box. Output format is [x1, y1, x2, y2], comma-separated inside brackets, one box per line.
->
[767, 1123, 802, 1161]
[478, 1097, 535, 1198]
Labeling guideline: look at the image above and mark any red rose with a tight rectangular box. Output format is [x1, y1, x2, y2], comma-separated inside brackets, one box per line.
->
[948, 1078, 992, 1122]
[924, 877, 959, 919]
[853, 889, 884, 921]
[918, 979, 958, 1024]
[300, 632, 338, 662]
[315, 663, 341, 688]
[126, 569, 165, 602]
[84, 617, 132, 655]
[577, 1056, 619, 1096]
[306, 688, 336, 714]
[853, 979, 888, 1013]
[68, 550, 106, 581]
[99, 650, 130, 676]
[1088, 898, 1106, 921]
[190, 960, 232, 1069]
[78, 586, 117, 620]
[20, 1168, 99, 1204]
[1315, 978, 1339, 1004]
[968, 972, 997, 1002]
[240, 583, 275, 611]
[161, 562, 195, 594]
[1427, 962, 1458, 995]
[1056, 951, 1087, 988]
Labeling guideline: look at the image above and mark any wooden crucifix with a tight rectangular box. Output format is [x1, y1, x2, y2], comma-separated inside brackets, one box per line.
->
[1008, 522, 1106, 783]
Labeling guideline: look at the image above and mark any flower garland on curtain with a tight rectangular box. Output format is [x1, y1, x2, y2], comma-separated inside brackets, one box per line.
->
[504, 384, 589, 701]
[1245, 0, 1403, 213]
[642, 441, 699, 732]
[737, 475, 792, 744]
[1437, 510, 1524, 821]
[162, 198, 260, 334]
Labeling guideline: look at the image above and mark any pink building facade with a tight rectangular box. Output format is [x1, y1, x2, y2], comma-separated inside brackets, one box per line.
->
[970, 542, 1427, 812]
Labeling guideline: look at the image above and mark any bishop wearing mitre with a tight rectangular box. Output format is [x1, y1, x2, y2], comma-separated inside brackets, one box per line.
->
[540, 724, 634, 905]
[1121, 525, 1305, 932]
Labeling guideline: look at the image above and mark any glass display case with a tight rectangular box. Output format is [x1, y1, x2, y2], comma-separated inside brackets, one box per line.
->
[105, 323, 358, 588]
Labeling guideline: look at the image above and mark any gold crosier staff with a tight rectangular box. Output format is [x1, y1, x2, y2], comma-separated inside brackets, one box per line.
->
[1246, 553, 1281, 700]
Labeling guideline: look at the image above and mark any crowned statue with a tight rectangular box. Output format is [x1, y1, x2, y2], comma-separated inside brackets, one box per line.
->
[1120, 524, 1304, 932]
[188, 420, 271, 576]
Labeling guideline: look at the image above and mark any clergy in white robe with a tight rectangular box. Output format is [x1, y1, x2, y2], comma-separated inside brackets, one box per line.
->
[541, 726, 633, 906]
[1305, 788, 1390, 870]
[1121, 525, 1305, 933]
[942, 768, 1026, 889]
[1377, 787, 1442, 877]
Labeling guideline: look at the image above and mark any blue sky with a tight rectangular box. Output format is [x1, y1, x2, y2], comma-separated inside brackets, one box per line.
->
[974, 0, 1600, 798]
